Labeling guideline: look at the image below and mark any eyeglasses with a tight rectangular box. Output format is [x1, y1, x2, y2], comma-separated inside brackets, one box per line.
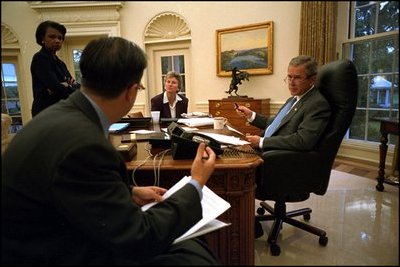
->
[284, 75, 312, 84]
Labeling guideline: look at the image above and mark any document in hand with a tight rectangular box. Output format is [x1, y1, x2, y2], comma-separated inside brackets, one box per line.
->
[141, 176, 231, 244]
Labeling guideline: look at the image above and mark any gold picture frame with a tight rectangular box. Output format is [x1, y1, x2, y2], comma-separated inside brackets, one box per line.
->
[216, 21, 273, 77]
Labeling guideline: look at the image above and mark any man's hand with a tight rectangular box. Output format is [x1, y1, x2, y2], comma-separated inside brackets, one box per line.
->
[245, 135, 261, 148]
[67, 77, 76, 86]
[235, 105, 253, 120]
[190, 142, 216, 187]
[131, 186, 167, 206]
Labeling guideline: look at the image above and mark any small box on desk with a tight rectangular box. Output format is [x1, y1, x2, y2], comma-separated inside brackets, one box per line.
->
[116, 142, 137, 161]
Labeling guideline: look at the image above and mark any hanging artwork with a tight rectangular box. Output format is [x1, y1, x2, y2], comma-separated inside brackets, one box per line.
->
[216, 21, 273, 77]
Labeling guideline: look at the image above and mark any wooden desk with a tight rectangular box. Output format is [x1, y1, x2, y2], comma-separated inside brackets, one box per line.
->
[209, 98, 270, 135]
[372, 117, 399, 192]
[110, 128, 262, 265]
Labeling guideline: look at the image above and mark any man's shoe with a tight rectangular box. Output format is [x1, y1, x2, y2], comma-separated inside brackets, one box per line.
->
[255, 220, 264, 238]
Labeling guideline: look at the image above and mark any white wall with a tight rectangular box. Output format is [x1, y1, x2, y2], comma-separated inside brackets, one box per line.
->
[120, 1, 301, 108]
[1, 1, 301, 119]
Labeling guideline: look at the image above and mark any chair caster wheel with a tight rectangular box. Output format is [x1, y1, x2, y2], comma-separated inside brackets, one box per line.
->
[257, 207, 265, 215]
[270, 243, 281, 256]
[319, 235, 328, 246]
[303, 213, 311, 221]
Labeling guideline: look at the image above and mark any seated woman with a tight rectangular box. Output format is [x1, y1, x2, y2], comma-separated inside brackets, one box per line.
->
[151, 71, 188, 119]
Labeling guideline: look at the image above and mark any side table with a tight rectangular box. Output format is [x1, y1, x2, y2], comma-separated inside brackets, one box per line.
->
[372, 117, 399, 192]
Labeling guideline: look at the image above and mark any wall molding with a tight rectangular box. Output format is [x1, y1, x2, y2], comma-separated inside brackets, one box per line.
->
[28, 1, 122, 37]
[144, 11, 191, 44]
[29, 1, 123, 23]
[1, 24, 19, 49]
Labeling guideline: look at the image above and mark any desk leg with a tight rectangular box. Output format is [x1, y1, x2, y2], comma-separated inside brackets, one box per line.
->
[376, 132, 388, 192]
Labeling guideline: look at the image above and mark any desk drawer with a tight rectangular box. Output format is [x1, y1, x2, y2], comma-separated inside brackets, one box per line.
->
[210, 100, 261, 111]
[209, 98, 269, 136]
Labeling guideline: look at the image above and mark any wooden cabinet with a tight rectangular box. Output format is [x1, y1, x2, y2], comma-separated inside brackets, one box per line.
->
[209, 98, 270, 135]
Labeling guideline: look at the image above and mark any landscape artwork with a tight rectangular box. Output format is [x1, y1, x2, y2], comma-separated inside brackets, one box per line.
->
[216, 21, 273, 77]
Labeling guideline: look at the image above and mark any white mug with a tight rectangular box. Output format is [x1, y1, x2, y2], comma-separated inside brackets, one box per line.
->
[151, 111, 160, 124]
[213, 117, 227, 130]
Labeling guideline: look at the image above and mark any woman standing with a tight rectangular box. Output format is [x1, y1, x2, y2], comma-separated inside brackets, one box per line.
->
[31, 20, 80, 117]
[150, 71, 188, 119]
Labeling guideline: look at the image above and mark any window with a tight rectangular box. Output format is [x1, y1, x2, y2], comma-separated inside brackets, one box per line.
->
[72, 49, 82, 84]
[343, 1, 399, 145]
[1, 61, 23, 133]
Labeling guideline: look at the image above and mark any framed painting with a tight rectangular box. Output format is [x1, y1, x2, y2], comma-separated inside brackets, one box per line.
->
[216, 21, 273, 77]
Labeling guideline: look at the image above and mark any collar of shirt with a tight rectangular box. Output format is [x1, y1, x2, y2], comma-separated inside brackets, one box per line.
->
[163, 91, 182, 107]
[81, 91, 110, 137]
[293, 84, 315, 103]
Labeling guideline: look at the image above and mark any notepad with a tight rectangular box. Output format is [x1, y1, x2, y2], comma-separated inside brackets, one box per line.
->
[141, 176, 231, 244]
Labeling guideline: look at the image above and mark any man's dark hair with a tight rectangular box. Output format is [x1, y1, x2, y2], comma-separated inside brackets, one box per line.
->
[79, 37, 148, 98]
[35, 20, 67, 46]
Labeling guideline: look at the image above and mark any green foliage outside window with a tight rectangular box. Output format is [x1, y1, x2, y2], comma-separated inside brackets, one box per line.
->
[344, 1, 399, 145]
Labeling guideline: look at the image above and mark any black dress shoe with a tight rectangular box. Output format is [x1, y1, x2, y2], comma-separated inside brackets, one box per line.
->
[255, 220, 264, 238]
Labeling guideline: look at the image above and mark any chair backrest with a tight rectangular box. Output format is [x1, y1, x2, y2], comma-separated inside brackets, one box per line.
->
[313, 59, 358, 194]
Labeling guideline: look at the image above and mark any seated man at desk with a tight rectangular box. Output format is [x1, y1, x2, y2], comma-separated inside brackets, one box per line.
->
[2, 37, 220, 265]
[235, 56, 331, 239]
[151, 71, 189, 119]
[236, 55, 331, 152]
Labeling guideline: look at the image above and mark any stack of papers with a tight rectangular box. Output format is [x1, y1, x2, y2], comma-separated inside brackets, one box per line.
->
[177, 117, 214, 127]
[181, 112, 209, 118]
[141, 176, 231, 244]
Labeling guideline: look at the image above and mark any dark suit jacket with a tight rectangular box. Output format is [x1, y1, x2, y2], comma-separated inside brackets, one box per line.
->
[30, 47, 79, 116]
[251, 87, 331, 151]
[151, 92, 189, 118]
[1, 90, 203, 265]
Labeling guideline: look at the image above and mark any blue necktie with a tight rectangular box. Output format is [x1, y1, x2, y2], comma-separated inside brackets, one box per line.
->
[264, 97, 295, 137]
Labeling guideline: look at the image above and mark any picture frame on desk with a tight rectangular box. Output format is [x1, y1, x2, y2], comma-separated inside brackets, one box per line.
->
[216, 21, 273, 77]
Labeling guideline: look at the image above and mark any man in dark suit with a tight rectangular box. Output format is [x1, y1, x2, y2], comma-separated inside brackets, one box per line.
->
[2, 37, 219, 265]
[151, 71, 189, 119]
[236, 55, 331, 152]
[236, 55, 331, 238]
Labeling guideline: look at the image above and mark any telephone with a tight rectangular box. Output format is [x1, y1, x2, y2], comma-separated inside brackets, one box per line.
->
[167, 122, 224, 159]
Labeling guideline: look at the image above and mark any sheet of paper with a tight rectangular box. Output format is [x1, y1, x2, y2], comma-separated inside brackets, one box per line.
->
[226, 125, 246, 137]
[141, 176, 231, 244]
[141, 176, 191, 211]
[173, 219, 231, 244]
[129, 129, 156, 134]
[197, 131, 250, 146]
[177, 118, 214, 127]
[181, 112, 209, 118]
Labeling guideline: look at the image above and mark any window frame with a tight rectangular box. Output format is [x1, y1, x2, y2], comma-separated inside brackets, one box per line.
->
[342, 1, 399, 145]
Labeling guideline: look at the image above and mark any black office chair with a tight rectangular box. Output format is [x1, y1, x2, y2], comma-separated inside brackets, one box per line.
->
[255, 59, 358, 256]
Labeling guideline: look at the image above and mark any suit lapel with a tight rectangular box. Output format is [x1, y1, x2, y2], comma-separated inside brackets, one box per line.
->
[276, 89, 315, 131]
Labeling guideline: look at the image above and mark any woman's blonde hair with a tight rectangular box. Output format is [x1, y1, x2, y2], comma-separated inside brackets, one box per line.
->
[164, 71, 182, 91]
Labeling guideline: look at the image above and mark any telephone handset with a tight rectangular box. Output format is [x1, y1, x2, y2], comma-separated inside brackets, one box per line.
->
[167, 122, 224, 159]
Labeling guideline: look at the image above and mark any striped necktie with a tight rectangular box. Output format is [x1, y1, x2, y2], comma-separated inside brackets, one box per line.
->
[264, 97, 295, 137]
